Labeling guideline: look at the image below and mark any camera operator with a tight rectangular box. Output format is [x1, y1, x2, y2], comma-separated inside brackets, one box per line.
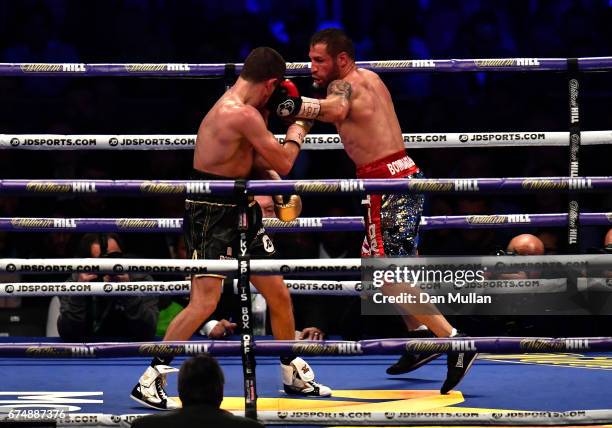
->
[57, 233, 159, 341]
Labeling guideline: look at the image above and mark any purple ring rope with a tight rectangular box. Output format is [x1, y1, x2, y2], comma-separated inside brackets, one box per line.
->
[0, 213, 610, 233]
[0, 337, 606, 358]
[1, 177, 610, 196]
[1, 57, 612, 77]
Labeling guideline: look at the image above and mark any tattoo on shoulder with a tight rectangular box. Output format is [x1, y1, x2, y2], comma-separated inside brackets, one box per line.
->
[327, 80, 352, 100]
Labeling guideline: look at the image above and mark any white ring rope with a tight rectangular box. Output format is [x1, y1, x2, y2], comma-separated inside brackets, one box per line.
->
[1, 131, 611, 150]
[2, 409, 612, 427]
[0, 278, 570, 297]
[0, 254, 610, 275]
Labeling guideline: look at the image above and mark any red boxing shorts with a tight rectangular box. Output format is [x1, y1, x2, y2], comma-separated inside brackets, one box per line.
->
[356, 150, 424, 257]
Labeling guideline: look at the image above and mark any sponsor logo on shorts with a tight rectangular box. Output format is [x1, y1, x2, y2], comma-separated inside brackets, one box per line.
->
[20, 63, 86, 73]
[386, 156, 415, 176]
[262, 235, 275, 253]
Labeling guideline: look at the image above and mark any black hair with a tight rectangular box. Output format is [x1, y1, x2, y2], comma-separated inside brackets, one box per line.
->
[310, 28, 355, 60]
[178, 354, 225, 407]
[239, 46, 286, 82]
[76, 233, 123, 258]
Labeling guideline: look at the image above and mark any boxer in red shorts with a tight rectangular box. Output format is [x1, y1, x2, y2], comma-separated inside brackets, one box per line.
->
[267, 29, 477, 394]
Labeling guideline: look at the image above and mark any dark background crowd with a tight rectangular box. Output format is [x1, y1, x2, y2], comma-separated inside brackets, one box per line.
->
[0, 0, 610, 338]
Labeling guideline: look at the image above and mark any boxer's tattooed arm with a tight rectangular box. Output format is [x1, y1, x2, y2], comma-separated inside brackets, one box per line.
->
[327, 80, 352, 100]
[316, 80, 352, 122]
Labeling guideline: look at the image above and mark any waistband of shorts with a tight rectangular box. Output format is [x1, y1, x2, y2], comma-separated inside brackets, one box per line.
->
[356, 150, 419, 178]
[187, 169, 253, 204]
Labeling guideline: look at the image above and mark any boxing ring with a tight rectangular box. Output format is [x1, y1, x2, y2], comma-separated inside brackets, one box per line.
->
[0, 57, 612, 427]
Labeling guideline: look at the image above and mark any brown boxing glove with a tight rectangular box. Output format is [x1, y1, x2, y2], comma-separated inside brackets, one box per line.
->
[273, 194, 302, 222]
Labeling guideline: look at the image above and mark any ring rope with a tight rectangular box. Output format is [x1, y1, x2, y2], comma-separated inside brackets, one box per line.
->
[0, 278, 571, 297]
[1, 254, 609, 275]
[1, 56, 612, 77]
[3, 409, 612, 427]
[0, 337, 607, 357]
[1, 177, 609, 196]
[2, 131, 612, 150]
[1, 213, 610, 233]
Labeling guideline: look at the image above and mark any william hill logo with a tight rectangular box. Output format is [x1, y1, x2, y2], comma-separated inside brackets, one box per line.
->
[26, 346, 72, 356]
[26, 182, 72, 193]
[11, 219, 54, 228]
[140, 182, 186, 194]
[409, 181, 453, 192]
[405, 340, 450, 353]
[125, 64, 190, 72]
[466, 214, 530, 224]
[521, 179, 565, 190]
[520, 339, 565, 351]
[20, 63, 86, 73]
[291, 343, 362, 355]
[116, 219, 157, 229]
[138, 344, 185, 356]
[294, 182, 338, 193]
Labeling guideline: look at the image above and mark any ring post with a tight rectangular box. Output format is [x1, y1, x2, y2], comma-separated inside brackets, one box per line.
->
[567, 58, 581, 253]
[235, 179, 258, 420]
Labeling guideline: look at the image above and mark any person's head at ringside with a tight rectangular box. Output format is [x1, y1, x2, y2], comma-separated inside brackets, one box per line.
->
[309, 28, 356, 87]
[178, 354, 225, 408]
[76, 233, 123, 258]
[605, 228, 612, 250]
[75, 233, 126, 282]
[238, 46, 286, 109]
[506, 233, 545, 256]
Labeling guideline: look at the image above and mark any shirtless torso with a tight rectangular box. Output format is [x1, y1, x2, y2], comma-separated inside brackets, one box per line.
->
[193, 82, 299, 178]
[327, 68, 405, 166]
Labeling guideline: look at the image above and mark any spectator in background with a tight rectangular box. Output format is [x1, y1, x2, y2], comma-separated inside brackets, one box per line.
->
[57, 233, 159, 341]
[131, 354, 263, 427]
